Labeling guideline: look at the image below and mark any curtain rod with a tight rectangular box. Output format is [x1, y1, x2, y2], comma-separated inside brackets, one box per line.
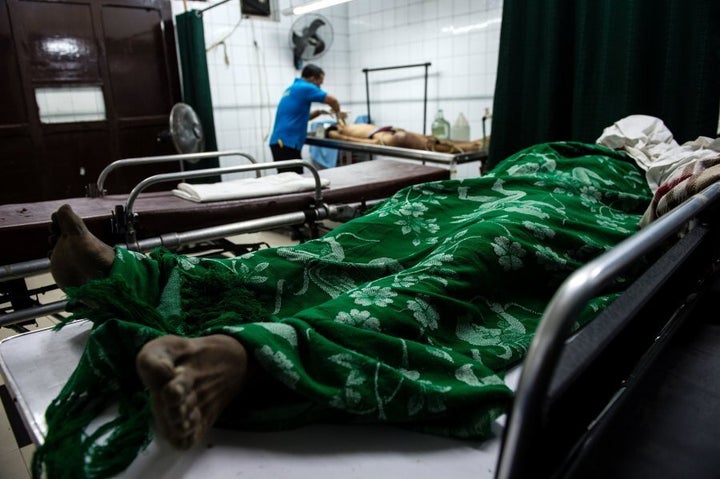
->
[362, 62, 432, 73]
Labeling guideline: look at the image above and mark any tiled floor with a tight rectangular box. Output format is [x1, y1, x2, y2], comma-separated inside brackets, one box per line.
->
[0, 275, 63, 479]
[0, 230, 298, 479]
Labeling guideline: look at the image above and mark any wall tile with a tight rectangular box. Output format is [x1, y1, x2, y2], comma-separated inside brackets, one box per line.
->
[170, 0, 502, 172]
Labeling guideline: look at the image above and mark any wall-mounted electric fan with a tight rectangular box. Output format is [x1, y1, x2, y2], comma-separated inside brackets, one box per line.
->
[289, 14, 334, 70]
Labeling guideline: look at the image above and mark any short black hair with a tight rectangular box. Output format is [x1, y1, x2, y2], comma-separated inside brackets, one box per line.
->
[301, 64, 324, 79]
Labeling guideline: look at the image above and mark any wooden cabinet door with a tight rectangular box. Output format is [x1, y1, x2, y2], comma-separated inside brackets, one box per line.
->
[1, 0, 182, 203]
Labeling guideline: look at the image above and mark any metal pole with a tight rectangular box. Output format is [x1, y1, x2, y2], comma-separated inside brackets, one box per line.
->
[361, 63, 431, 132]
[362, 62, 432, 72]
[199, 0, 234, 14]
[0, 301, 67, 328]
[363, 69, 371, 124]
[423, 63, 429, 134]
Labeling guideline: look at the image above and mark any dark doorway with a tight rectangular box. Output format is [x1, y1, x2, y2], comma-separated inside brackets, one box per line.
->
[1, 0, 182, 203]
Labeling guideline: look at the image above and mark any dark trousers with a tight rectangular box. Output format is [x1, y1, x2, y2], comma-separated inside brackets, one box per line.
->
[270, 144, 303, 174]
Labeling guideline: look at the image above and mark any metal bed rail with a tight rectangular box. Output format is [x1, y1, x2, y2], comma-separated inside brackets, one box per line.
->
[495, 181, 720, 479]
[1, 159, 326, 327]
[90, 150, 259, 197]
[0, 301, 68, 329]
[117, 159, 323, 244]
[0, 201, 360, 329]
[1, 157, 309, 282]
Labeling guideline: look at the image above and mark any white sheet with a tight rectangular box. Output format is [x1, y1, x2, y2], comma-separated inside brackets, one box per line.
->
[596, 115, 720, 192]
[172, 173, 330, 203]
[0, 321, 520, 478]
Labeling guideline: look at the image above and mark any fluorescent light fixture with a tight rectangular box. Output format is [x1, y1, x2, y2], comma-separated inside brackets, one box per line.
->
[283, 0, 352, 16]
[442, 17, 502, 35]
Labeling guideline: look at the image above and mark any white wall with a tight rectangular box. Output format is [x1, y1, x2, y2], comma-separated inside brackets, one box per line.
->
[171, 0, 502, 178]
[347, 0, 501, 138]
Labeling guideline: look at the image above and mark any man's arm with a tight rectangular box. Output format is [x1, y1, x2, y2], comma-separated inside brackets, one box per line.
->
[323, 94, 341, 117]
[309, 109, 329, 120]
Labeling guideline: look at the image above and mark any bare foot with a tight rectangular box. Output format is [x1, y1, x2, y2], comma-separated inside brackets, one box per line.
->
[135, 334, 249, 449]
[48, 204, 115, 289]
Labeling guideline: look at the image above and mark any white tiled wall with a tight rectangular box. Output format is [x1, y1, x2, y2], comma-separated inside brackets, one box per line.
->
[171, 0, 502, 179]
[347, 0, 501, 137]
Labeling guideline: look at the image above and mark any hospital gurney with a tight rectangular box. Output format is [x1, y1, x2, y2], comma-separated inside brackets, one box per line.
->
[0, 152, 449, 268]
[1, 176, 719, 478]
[0, 153, 449, 328]
[305, 134, 488, 172]
[0, 319, 519, 478]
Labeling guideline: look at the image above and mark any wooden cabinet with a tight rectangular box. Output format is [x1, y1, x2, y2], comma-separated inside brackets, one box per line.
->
[0, 0, 182, 203]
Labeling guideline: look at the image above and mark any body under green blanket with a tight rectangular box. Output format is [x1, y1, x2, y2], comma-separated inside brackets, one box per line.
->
[34, 142, 652, 478]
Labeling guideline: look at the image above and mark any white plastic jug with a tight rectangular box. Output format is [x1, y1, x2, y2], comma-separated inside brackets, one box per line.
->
[451, 113, 470, 141]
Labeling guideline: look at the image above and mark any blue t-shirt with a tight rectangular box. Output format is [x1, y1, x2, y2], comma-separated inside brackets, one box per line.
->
[269, 78, 327, 150]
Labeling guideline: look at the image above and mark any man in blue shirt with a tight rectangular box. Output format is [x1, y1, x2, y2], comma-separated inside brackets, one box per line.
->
[269, 64, 341, 173]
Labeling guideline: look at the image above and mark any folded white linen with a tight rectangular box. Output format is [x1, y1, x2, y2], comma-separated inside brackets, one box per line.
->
[172, 172, 330, 203]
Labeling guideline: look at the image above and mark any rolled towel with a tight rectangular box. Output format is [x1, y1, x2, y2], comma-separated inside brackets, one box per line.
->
[172, 172, 330, 203]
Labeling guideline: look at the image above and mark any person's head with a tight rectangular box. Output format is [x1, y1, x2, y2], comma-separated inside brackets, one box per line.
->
[301, 64, 325, 86]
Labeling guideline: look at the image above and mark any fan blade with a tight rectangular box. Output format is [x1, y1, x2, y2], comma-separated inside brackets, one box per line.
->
[306, 18, 326, 35]
[309, 35, 326, 55]
[292, 31, 304, 46]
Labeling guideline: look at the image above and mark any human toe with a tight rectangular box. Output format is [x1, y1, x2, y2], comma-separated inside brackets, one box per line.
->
[55, 204, 86, 235]
[163, 403, 202, 450]
[136, 346, 177, 389]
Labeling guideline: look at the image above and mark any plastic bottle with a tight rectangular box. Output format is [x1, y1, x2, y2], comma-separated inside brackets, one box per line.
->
[451, 112, 470, 141]
[431, 109, 451, 140]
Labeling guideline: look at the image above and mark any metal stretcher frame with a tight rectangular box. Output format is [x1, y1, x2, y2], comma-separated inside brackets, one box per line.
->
[0, 181, 718, 477]
[305, 135, 488, 168]
[0, 320, 519, 478]
[0, 153, 449, 328]
[115, 158, 327, 245]
[0, 154, 449, 267]
[88, 150, 261, 198]
[496, 180, 720, 478]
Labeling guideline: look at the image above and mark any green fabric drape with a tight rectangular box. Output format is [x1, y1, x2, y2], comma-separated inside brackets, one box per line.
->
[175, 10, 220, 176]
[488, 0, 720, 170]
[33, 142, 653, 478]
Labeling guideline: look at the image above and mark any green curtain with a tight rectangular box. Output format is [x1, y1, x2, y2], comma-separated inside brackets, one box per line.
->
[487, 0, 720, 170]
[175, 10, 220, 176]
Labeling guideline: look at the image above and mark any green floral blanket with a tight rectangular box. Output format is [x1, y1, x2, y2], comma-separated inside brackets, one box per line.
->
[34, 142, 652, 478]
